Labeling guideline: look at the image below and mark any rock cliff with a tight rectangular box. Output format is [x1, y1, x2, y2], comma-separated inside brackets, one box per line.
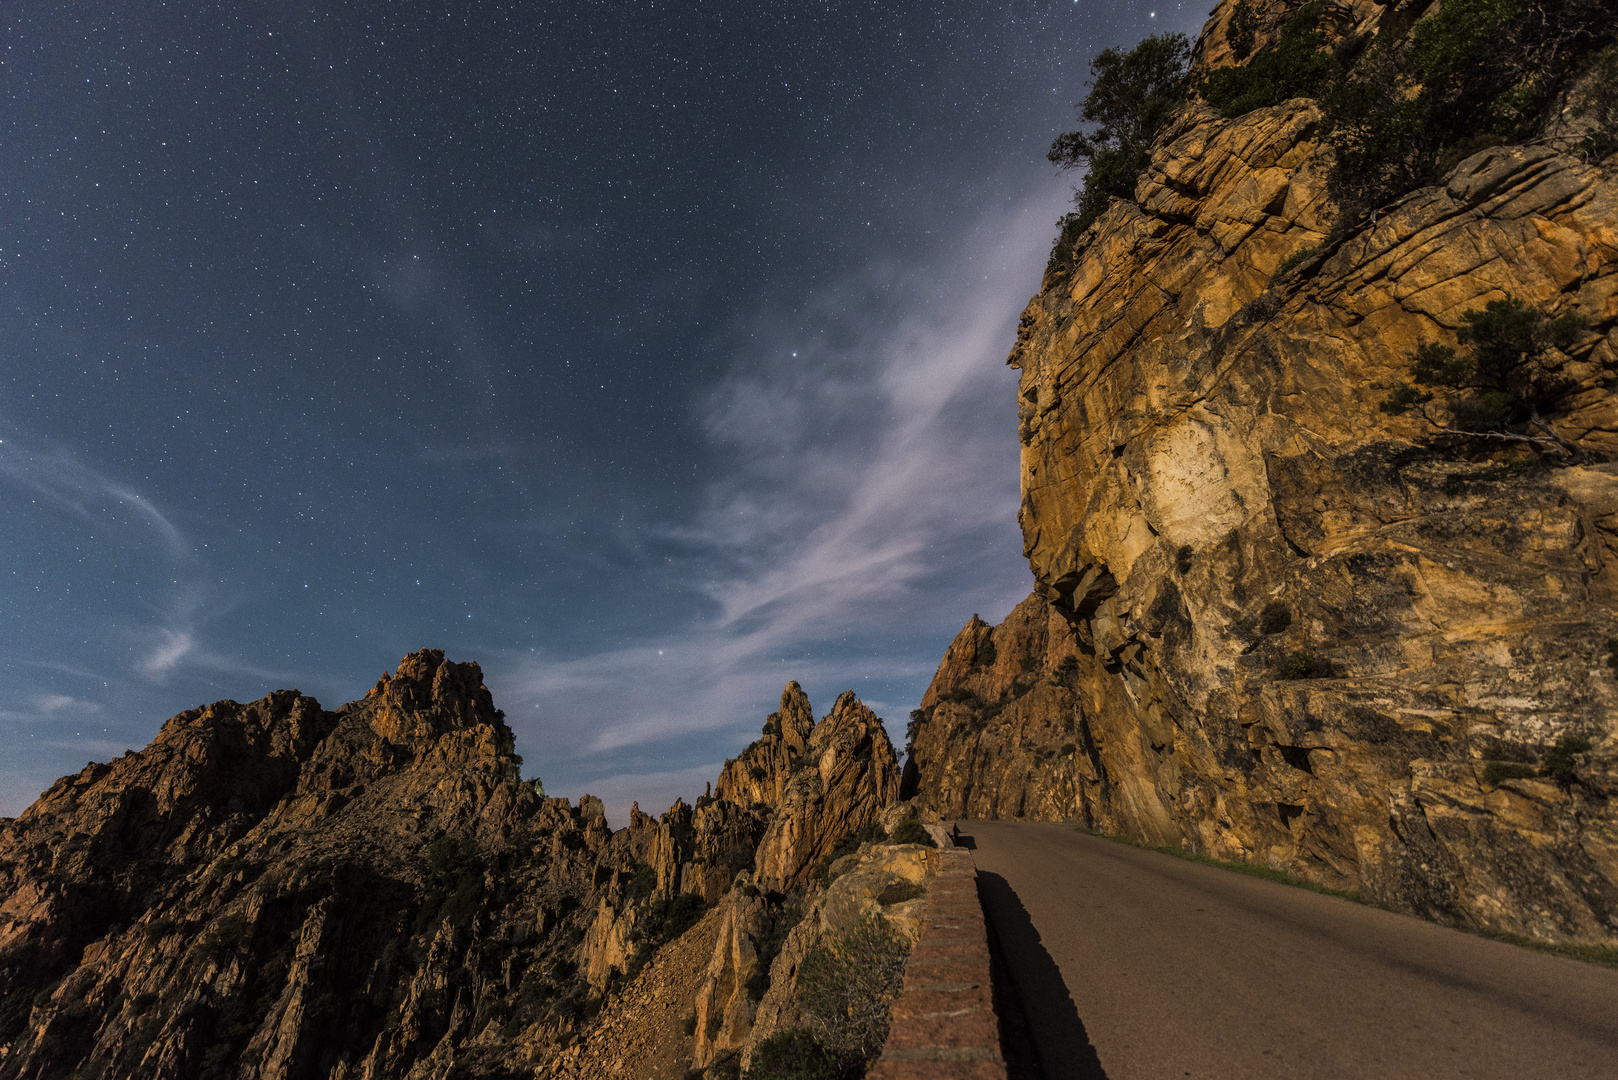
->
[910, 0, 1618, 946]
[0, 664, 909, 1078]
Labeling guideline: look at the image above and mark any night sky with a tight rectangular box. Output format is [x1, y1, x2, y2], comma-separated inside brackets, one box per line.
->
[2, 0, 1206, 822]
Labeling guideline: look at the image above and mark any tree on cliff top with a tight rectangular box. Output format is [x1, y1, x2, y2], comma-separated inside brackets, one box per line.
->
[1047, 33, 1190, 264]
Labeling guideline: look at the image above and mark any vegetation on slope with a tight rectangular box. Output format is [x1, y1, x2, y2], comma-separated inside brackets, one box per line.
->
[1046, 0, 1618, 269]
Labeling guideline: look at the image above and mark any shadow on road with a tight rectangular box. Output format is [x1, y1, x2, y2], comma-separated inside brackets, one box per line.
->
[976, 867, 1110, 1080]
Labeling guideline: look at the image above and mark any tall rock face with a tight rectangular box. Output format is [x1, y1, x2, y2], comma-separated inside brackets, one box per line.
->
[0, 651, 658, 1080]
[914, 2, 1618, 945]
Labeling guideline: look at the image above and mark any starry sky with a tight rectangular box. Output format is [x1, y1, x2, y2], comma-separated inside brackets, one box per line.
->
[1, 0, 1207, 822]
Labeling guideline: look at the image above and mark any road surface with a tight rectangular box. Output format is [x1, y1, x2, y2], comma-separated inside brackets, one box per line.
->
[964, 819, 1618, 1080]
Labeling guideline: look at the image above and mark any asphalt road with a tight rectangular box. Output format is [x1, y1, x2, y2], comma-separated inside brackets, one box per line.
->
[963, 820, 1618, 1080]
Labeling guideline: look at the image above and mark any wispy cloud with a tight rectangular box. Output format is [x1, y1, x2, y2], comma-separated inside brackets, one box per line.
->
[0, 430, 285, 690]
[494, 186, 1062, 803]
[36, 693, 101, 716]
[0, 433, 189, 558]
[139, 630, 196, 681]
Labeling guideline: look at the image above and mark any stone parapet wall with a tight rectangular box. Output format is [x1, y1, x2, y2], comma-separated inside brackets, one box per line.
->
[868, 846, 1008, 1080]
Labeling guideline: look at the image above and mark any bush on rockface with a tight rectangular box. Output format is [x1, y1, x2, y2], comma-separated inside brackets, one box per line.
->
[1545, 736, 1593, 784]
[744, 897, 808, 1002]
[1046, 33, 1191, 270]
[1381, 294, 1591, 453]
[1193, 0, 1618, 218]
[888, 814, 935, 847]
[1042, 0, 1616, 278]
[742, 918, 911, 1078]
[1483, 760, 1538, 785]
[1579, 44, 1618, 159]
[1200, 0, 1335, 117]
[1276, 652, 1334, 680]
[905, 708, 927, 751]
[1227, 0, 1261, 61]
[813, 821, 888, 884]
[1324, 0, 1616, 217]
[743, 1029, 842, 1080]
[796, 918, 911, 1075]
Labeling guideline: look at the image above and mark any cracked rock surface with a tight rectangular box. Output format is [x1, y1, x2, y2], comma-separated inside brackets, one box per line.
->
[917, 74, 1618, 944]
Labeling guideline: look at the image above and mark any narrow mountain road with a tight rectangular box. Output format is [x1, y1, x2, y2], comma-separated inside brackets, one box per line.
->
[964, 820, 1618, 1080]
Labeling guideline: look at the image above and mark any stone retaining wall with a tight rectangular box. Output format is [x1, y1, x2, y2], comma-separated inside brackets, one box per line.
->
[868, 845, 1007, 1079]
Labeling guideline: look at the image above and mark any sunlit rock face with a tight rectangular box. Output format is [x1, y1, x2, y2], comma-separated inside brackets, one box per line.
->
[909, 6, 1618, 945]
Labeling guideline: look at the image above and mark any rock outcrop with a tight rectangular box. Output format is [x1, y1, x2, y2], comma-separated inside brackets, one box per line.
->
[715, 682, 817, 809]
[737, 844, 934, 1073]
[751, 691, 903, 890]
[0, 651, 665, 1079]
[912, 0, 1618, 946]
[0, 668, 910, 1078]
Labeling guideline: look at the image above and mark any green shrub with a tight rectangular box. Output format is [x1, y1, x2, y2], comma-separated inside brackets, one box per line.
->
[211, 853, 249, 879]
[1323, 0, 1616, 217]
[627, 863, 657, 902]
[1060, 742, 1078, 756]
[419, 834, 487, 930]
[644, 892, 706, 943]
[1483, 760, 1538, 785]
[1241, 292, 1281, 322]
[0, 989, 43, 1045]
[1051, 655, 1081, 685]
[1200, 1, 1334, 117]
[1271, 244, 1323, 284]
[1382, 295, 1590, 450]
[198, 913, 252, 964]
[743, 1029, 841, 1080]
[797, 919, 910, 1072]
[1579, 44, 1618, 159]
[814, 821, 889, 883]
[903, 708, 928, 760]
[1545, 736, 1592, 783]
[1227, 0, 1260, 61]
[744, 898, 807, 1002]
[1276, 653, 1334, 680]
[976, 638, 998, 667]
[1047, 33, 1191, 259]
[888, 815, 934, 847]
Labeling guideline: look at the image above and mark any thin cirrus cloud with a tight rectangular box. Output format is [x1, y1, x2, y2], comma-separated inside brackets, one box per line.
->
[0, 429, 254, 690]
[494, 188, 1060, 821]
[138, 629, 196, 682]
[0, 433, 189, 559]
